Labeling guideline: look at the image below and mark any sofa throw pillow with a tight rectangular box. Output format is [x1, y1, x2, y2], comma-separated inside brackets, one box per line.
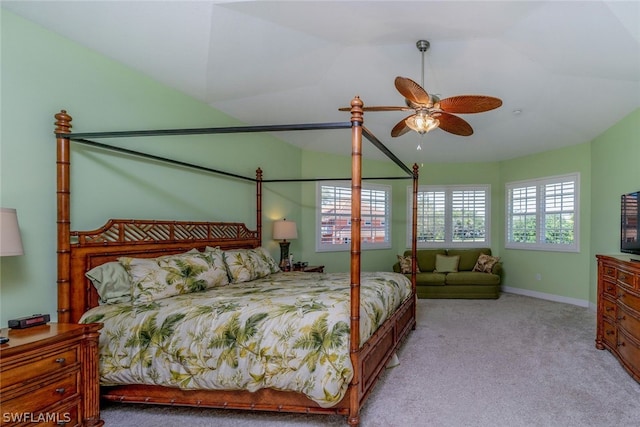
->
[85, 261, 132, 305]
[397, 255, 420, 274]
[473, 254, 500, 273]
[434, 254, 460, 273]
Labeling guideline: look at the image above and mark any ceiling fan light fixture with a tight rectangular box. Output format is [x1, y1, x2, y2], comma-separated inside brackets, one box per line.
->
[405, 112, 439, 135]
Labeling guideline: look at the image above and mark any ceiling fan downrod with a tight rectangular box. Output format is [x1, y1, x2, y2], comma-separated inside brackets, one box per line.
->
[416, 40, 430, 88]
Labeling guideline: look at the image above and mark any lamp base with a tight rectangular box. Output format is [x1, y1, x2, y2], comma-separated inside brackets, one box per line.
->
[279, 241, 291, 271]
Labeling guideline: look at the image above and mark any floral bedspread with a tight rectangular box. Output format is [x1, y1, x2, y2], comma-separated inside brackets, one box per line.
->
[79, 271, 412, 407]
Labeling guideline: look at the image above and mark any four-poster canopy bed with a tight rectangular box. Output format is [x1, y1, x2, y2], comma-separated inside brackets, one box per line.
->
[54, 97, 419, 426]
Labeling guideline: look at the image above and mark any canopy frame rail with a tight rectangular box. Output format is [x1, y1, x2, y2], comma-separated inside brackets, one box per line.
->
[56, 121, 414, 182]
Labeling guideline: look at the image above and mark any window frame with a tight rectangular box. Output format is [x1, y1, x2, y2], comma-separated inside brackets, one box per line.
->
[505, 172, 580, 252]
[407, 184, 491, 249]
[316, 181, 392, 252]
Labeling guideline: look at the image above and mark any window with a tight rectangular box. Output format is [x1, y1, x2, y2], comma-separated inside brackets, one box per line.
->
[317, 181, 391, 251]
[506, 173, 579, 252]
[408, 185, 490, 248]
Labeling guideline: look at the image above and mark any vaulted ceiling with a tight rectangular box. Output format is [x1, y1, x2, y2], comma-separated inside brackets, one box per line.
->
[4, 1, 639, 164]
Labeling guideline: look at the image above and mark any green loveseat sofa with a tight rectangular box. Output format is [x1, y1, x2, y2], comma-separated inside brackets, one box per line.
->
[393, 248, 502, 299]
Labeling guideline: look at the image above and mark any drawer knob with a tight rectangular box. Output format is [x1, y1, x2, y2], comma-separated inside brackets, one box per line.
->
[618, 315, 626, 321]
[605, 307, 614, 312]
[55, 387, 66, 394]
[606, 330, 614, 336]
[55, 357, 66, 364]
[618, 342, 626, 348]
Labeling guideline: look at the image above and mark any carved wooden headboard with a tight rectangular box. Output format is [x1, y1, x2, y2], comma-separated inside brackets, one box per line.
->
[64, 219, 259, 323]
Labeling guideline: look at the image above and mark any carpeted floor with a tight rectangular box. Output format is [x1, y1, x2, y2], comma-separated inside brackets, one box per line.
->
[100, 293, 640, 426]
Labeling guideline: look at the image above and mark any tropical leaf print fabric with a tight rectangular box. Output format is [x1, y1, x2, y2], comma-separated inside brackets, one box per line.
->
[79, 271, 411, 407]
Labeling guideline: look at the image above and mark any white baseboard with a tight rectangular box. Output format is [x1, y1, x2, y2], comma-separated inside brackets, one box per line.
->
[502, 286, 590, 308]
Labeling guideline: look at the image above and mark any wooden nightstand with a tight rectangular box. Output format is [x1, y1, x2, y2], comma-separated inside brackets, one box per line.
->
[0, 323, 103, 427]
[294, 265, 324, 273]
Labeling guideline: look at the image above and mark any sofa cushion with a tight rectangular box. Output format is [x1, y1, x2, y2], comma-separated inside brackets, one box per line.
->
[446, 248, 491, 271]
[405, 249, 447, 272]
[434, 254, 460, 273]
[445, 271, 501, 286]
[415, 272, 447, 285]
[473, 254, 501, 273]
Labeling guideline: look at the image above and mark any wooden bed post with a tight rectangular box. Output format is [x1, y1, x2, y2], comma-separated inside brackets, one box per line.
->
[256, 168, 263, 243]
[348, 96, 363, 427]
[55, 110, 72, 324]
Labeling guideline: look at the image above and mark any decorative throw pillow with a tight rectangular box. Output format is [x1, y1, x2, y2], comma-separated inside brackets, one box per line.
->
[122, 251, 229, 305]
[397, 255, 420, 274]
[434, 254, 460, 273]
[85, 261, 132, 304]
[473, 254, 500, 273]
[254, 246, 281, 273]
[223, 248, 273, 283]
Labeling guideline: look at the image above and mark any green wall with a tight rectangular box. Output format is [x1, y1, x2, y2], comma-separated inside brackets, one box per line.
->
[0, 11, 301, 325]
[2, 10, 638, 327]
[497, 143, 592, 305]
[590, 109, 640, 302]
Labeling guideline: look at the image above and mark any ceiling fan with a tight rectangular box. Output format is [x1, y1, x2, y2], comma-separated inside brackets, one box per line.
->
[340, 40, 502, 138]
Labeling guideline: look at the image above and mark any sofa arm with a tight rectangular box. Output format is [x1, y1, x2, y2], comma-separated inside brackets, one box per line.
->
[492, 262, 503, 276]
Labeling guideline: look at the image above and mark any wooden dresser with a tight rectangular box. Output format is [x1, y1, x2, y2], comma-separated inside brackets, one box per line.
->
[0, 323, 103, 426]
[596, 254, 640, 382]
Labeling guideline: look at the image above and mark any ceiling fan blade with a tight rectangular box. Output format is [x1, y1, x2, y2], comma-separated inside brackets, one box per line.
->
[338, 106, 411, 112]
[394, 76, 430, 105]
[391, 115, 413, 137]
[435, 112, 473, 136]
[438, 95, 502, 114]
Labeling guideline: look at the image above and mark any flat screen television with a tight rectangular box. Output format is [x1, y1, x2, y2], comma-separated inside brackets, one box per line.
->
[621, 191, 640, 256]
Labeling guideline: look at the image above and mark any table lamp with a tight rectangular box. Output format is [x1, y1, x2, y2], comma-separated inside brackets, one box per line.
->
[273, 219, 297, 271]
[1, 208, 24, 257]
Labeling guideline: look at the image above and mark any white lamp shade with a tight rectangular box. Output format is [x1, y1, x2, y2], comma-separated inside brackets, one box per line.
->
[273, 219, 297, 241]
[0, 208, 24, 256]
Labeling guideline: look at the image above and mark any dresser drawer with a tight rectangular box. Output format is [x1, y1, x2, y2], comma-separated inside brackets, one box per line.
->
[602, 297, 617, 320]
[618, 268, 638, 289]
[603, 279, 617, 297]
[618, 329, 640, 372]
[602, 318, 617, 348]
[1, 372, 79, 416]
[619, 304, 640, 340]
[603, 264, 617, 280]
[618, 288, 640, 312]
[1, 346, 78, 390]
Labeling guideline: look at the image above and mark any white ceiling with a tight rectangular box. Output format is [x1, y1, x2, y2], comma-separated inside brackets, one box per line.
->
[4, 1, 639, 164]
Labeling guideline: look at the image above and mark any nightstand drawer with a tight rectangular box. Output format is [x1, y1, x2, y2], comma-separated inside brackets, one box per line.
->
[2, 372, 79, 416]
[1, 347, 78, 390]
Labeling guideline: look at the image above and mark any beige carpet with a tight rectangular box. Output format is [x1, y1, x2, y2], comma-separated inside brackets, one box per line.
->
[100, 293, 640, 426]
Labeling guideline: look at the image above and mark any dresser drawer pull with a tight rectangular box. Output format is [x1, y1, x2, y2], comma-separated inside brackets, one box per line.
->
[605, 307, 614, 312]
[618, 315, 626, 321]
[55, 387, 66, 394]
[619, 273, 627, 281]
[606, 330, 615, 335]
[618, 341, 626, 347]
[55, 357, 66, 364]
[606, 286, 614, 291]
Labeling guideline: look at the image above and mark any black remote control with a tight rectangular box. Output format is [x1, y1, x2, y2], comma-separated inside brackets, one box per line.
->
[0, 336, 9, 344]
